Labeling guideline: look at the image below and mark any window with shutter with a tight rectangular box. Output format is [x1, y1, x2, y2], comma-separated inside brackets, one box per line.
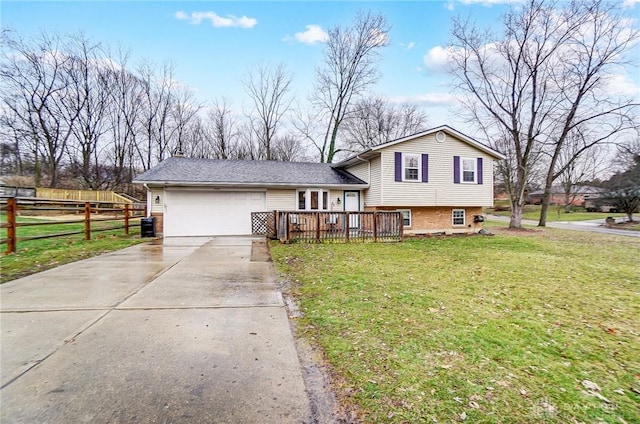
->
[395, 152, 428, 182]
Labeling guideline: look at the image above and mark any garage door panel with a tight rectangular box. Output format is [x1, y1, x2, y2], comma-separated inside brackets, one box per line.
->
[164, 190, 266, 237]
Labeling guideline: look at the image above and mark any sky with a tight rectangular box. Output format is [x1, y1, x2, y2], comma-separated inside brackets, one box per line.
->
[2, 0, 640, 137]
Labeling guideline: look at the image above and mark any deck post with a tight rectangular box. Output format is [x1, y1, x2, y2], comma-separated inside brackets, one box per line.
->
[316, 213, 321, 242]
[345, 212, 350, 242]
[6, 197, 17, 254]
[84, 202, 91, 240]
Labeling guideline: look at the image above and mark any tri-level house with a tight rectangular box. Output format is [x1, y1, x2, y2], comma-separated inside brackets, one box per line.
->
[134, 125, 505, 238]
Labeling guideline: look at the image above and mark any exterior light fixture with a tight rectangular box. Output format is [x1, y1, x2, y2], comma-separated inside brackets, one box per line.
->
[155, 195, 160, 204]
[336, 197, 341, 205]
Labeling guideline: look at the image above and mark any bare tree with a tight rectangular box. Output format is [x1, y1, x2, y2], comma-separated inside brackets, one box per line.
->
[235, 121, 262, 160]
[343, 96, 428, 150]
[449, 0, 639, 228]
[103, 49, 144, 188]
[312, 11, 389, 163]
[65, 33, 114, 189]
[0, 106, 27, 175]
[1, 31, 82, 187]
[243, 62, 292, 160]
[136, 61, 176, 169]
[169, 86, 202, 155]
[207, 97, 239, 159]
[555, 130, 608, 213]
[181, 116, 210, 158]
[271, 134, 307, 162]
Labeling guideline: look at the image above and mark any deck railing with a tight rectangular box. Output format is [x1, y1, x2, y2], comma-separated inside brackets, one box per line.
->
[252, 211, 403, 243]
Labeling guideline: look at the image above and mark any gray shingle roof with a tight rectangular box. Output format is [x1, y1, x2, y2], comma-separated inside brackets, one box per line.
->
[133, 157, 367, 187]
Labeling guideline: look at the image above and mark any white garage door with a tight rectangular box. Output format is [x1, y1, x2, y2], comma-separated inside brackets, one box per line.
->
[164, 190, 266, 237]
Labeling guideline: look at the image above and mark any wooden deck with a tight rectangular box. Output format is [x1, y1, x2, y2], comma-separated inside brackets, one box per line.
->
[251, 211, 403, 243]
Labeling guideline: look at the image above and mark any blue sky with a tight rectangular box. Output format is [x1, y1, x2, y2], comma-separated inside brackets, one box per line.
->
[2, 0, 639, 134]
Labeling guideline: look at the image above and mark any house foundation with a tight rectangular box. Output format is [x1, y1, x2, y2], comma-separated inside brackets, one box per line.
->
[365, 206, 484, 235]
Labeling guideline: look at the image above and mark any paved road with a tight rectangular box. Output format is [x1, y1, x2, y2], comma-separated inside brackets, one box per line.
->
[486, 215, 640, 238]
[1, 237, 313, 423]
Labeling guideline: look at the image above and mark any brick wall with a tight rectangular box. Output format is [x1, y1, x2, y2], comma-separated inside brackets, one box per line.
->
[151, 212, 164, 235]
[365, 206, 484, 234]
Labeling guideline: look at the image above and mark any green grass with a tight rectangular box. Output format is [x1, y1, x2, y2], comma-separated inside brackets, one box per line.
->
[1, 215, 147, 283]
[271, 228, 640, 423]
[490, 205, 626, 222]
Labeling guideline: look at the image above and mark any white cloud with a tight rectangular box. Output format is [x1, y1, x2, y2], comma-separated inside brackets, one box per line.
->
[606, 72, 640, 98]
[400, 41, 416, 50]
[174, 11, 257, 28]
[623, 0, 640, 8]
[284, 24, 329, 44]
[423, 45, 454, 70]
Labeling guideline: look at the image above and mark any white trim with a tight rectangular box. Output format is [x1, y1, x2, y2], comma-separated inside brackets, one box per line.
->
[334, 125, 506, 168]
[452, 209, 466, 226]
[402, 153, 421, 182]
[461, 157, 476, 184]
[135, 181, 368, 189]
[297, 188, 329, 211]
[397, 209, 412, 227]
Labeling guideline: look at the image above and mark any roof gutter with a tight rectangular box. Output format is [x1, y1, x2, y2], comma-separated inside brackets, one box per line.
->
[132, 180, 369, 190]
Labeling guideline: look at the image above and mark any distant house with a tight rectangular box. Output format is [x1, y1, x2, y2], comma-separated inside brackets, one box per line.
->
[134, 125, 505, 238]
[527, 185, 602, 207]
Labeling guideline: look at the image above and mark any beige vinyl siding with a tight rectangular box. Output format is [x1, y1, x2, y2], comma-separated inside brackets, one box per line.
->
[150, 187, 164, 214]
[365, 156, 382, 206]
[266, 189, 296, 210]
[380, 133, 495, 207]
[330, 190, 344, 211]
[345, 161, 369, 181]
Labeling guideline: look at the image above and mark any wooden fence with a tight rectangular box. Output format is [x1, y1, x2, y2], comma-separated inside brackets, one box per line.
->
[1, 197, 146, 254]
[35, 187, 134, 204]
[252, 211, 403, 243]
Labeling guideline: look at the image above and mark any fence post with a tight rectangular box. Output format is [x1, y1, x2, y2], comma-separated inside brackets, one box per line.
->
[345, 212, 350, 242]
[373, 212, 378, 242]
[84, 202, 91, 240]
[285, 212, 290, 243]
[6, 197, 17, 254]
[316, 213, 321, 242]
[124, 203, 130, 235]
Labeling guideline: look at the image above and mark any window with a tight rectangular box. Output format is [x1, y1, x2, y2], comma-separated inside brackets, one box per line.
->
[297, 189, 329, 211]
[404, 154, 420, 181]
[396, 152, 428, 183]
[452, 209, 465, 226]
[398, 209, 411, 227]
[462, 158, 476, 183]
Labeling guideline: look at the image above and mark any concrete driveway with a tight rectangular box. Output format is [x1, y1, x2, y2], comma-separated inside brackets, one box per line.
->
[1, 237, 312, 423]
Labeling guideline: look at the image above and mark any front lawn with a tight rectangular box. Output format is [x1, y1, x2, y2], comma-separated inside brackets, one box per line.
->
[490, 205, 626, 222]
[1, 215, 146, 283]
[271, 228, 640, 423]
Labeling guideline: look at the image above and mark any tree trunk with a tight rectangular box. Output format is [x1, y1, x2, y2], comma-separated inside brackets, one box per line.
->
[509, 193, 525, 228]
[539, 191, 550, 226]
